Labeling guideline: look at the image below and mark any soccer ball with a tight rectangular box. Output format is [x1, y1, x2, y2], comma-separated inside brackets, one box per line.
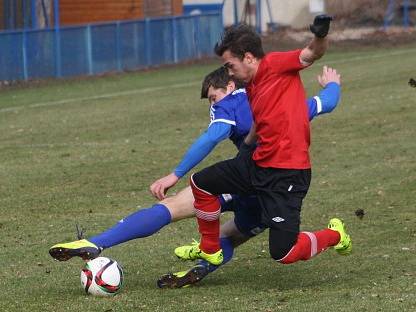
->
[80, 257, 123, 296]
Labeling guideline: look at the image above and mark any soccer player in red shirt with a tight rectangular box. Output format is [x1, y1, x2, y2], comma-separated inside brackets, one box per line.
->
[175, 15, 352, 267]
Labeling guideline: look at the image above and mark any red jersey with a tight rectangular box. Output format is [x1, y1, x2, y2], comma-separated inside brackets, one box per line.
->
[246, 50, 311, 169]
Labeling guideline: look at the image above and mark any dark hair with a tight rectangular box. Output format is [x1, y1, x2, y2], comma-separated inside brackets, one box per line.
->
[201, 67, 245, 99]
[214, 24, 265, 59]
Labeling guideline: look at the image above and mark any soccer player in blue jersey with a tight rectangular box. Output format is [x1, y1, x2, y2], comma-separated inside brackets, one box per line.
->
[49, 65, 341, 286]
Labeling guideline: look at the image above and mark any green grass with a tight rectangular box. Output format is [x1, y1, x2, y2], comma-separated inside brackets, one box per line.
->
[0, 45, 415, 312]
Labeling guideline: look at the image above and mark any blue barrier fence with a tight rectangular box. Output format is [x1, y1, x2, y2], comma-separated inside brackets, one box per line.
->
[0, 13, 223, 81]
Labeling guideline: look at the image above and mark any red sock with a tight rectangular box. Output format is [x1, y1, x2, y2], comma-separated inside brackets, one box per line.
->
[190, 175, 221, 254]
[280, 229, 340, 264]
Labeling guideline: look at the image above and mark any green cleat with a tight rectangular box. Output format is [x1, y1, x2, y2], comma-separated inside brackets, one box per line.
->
[49, 239, 101, 261]
[328, 218, 352, 255]
[175, 241, 223, 265]
[157, 264, 209, 289]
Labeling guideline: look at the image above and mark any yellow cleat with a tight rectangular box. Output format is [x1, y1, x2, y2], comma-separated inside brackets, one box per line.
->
[174, 241, 223, 265]
[49, 239, 101, 261]
[328, 218, 352, 255]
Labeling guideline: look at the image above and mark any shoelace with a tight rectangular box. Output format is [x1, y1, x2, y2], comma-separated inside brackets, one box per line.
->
[189, 239, 200, 258]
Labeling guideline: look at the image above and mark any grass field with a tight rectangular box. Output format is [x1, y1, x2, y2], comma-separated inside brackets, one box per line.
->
[0, 44, 415, 312]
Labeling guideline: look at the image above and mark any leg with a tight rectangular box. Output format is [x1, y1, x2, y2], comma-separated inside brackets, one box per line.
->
[161, 186, 195, 221]
[49, 187, 196, 261]
[268, 228, 300, 261]
[190, 156, 254, 259]
[257, 169, 350, 263]
[158, 195, 264, 288]
[88, 187, 195, 248]
[157, 219, 252, 289]
[271, 224, 350, 264]
[196, 219, 253, 274]
[220, 218, 251, 247]
[195, 194, 265, 271]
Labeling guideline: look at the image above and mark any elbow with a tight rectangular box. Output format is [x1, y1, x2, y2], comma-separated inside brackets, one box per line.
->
[321, 98, 339, 114]
[326, 100, 338, 112]
[309, 38, 328, 61]
[311, 45, 327, 60]
[314, 50, 325, 60]
[302, 49, 324, 64]
[205, 134, 221, 146]
[328, 92, 341, 112]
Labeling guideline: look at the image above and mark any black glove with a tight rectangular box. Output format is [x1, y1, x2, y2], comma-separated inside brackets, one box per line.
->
[409, 78, 416, 88]
[310, 15, 333, 38]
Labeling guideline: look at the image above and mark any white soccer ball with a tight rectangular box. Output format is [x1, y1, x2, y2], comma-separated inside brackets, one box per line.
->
[80, 257, 123, 296]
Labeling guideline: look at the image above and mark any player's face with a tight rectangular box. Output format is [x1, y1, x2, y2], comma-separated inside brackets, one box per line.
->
[207, 87, 227, 105]
[222, 50, 253, 82]
[207, 81, 235, 105]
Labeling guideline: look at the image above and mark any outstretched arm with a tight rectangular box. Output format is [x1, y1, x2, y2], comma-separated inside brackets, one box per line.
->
[307, 66, 341, 120]
[300, 15, 332, 64]
[150, 122, 231, 200]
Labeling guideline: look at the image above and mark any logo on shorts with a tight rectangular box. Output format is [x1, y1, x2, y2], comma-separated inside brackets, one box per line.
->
[272, 216, 285, 223]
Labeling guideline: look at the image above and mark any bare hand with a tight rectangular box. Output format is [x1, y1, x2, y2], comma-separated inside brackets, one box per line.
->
[150, 173, 179, 200]
[317, 66, 341, 88]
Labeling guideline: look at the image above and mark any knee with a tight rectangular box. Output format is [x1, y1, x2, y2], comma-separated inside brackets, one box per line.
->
[190, 174, 215, 201]
[190, 171, 215, 194]
[159, 199, 180, 221]
[190, 172, 204, 190]
[269, 242, 293, 261]
[160, 192, 195, 222]
[268, 229, 298, 261]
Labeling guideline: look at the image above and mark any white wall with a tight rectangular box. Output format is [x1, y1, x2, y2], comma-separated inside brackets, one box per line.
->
[265, 0, 311, 30]
[184, 0, 326, 32]
[258, 0, 326, 31]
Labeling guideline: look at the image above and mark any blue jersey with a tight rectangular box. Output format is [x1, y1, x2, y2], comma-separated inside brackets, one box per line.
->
[209, 89, 252, 149]
[174, 83, 340, 178]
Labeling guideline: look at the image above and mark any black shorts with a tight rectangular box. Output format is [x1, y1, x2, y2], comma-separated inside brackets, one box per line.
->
[193, 148, 311, 234]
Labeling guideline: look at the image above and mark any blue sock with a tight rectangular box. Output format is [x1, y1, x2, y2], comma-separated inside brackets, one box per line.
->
[89, 204, 172, 249]
[198, 237, 234, 273]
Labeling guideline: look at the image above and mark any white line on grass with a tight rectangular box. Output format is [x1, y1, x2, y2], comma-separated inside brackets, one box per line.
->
[0, 142, 128, 149]
[0, 81, 200, 113]
[0, 47, 414, 114]
[316, 47, 416, 66]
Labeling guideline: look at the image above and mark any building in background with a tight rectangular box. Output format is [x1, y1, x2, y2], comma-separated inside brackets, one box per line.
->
[183, 0, 223, 15]
[59, 0, 183, 26]
[1, 1, 411, 32]
[259, 0, 324, 30]
[0, 0, 183, 30]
